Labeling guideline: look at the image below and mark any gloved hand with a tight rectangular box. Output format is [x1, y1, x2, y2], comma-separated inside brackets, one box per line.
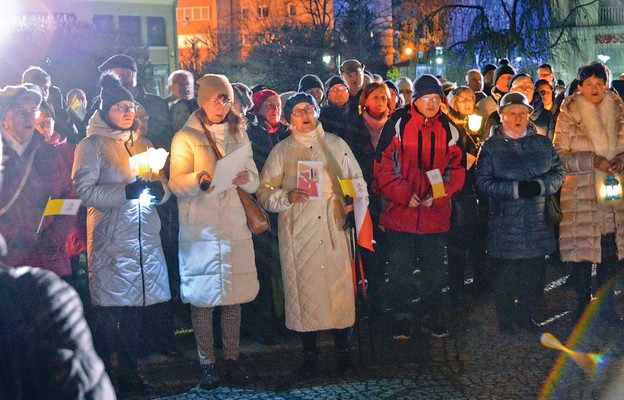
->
[518, 181, 541, 198]
[125, 178, 147, 200]
[146, 180, 165, 203]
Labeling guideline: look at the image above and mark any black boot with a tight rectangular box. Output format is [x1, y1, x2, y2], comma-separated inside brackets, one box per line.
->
[335, 347, 356, 374]
[298, 350, 318, 379]
[222, 359, 249, 386]
[200, 363, 220, 390]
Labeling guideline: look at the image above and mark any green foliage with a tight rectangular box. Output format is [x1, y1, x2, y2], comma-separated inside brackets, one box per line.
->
[386, 67, 402, 81]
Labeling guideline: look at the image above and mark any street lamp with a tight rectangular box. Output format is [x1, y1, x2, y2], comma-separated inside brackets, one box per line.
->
[404, 47, 413, 56]
[435, 57, 443, 65]
[322, 55, 331, 64]
[597, 54, 610, 63]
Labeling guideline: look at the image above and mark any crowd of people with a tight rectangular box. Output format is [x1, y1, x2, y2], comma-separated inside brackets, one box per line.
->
[1, 52, 624, 398]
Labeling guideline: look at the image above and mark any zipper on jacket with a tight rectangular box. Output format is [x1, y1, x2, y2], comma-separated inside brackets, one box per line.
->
[137, 201, 146, 307]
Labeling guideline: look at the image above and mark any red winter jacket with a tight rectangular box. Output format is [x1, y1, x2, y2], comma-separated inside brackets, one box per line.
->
[374, 104, 465, 234]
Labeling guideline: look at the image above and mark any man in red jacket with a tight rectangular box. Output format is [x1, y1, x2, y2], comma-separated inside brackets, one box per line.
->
[375, 74, 465, 339]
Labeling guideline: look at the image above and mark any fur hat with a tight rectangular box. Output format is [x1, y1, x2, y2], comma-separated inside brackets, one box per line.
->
[298, 74, 324, 93]
[231, 82, 254, 114]
[250, 89, 279, 115]
[196, 74, 234, 109]
[283, 93, 319, 123]
[0, 85, 42, 120]
[498, 92, 533, 115]
[98, 54, 138, 72]
[99, 73, 135, 115]
[411, 74, 443, 100]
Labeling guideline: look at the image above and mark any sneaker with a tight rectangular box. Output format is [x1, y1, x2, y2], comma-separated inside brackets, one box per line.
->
[422, 319, 449, 338]
[392, 318, 412, 340]
[200, 363, 220, 390]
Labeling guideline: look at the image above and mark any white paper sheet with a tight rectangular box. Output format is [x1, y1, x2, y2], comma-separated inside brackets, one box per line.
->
[207, 142, 252, 197]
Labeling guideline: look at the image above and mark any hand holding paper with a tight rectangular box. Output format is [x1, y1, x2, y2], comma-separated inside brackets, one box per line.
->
[426, 169, 446, 199]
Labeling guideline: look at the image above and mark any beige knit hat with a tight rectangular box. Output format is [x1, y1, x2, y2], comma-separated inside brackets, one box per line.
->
[197, 74, 234, 109]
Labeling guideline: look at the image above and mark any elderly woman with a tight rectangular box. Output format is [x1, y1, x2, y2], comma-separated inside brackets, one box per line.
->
[169, 74, 259, 390]
[0, 85, 75, 279]
[445, 86, 489, 306]
[72, 74, 171, 395]
[257, 93, 362, 378]
[476, 92, 564, 334]
[554, 62, 624, 323]
[319, 76, 351, 139]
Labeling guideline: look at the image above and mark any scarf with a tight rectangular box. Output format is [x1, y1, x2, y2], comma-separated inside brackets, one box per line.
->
[362, 110, 388, 149]
[86, 110, 132, 142]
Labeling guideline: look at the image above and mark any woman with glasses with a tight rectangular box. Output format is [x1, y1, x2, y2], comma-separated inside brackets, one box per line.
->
[257, 93, 363, 378]
[72, 73, 171, 396]
[169, 74, 259, 390]
[0, 84, 75, 279]
[319, 76, 351, 139]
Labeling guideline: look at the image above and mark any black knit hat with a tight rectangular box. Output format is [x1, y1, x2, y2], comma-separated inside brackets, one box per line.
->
[283, 92, 319, 123]
[99, 73, 135, 115]
[298, 74, 324, 93]
[98, 54, 137, 72]
[411, 74, 443, 100]
[324, 75, 348, 98]
[384, 80, 399, 97]
[481, 63, 497, 75]
[507, 73, 532, 91]
[493, 65, 516, 86]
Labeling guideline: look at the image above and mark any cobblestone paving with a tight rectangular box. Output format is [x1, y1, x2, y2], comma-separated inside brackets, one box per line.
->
[126, 265, 624, 400]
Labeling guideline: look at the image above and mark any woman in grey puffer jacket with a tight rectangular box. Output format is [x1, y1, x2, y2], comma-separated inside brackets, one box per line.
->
[476, 92, 564, 334]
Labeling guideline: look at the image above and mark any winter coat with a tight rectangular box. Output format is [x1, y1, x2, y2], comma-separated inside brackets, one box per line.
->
[247, 114, 290, 172]
[256, 122, 359, 332]
[319, 103, 350, 140]
[476, 124, 565, 259]
[169, 112, 259, 307]
[0, 133, 75, 276]
[0, 264, 115, 400]
[72, 111, 171, 307]
[553, 91, 624, 263]
[374, 104, 465, 234]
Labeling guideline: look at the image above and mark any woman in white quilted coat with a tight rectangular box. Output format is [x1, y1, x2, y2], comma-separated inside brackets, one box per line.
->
[169, 74, 259, 390]
[553, 62, 624, 323]
[257, 93, 362, 378]
[72, 74, 171, 395]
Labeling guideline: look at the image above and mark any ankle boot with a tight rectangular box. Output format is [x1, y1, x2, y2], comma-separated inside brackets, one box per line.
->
[298, 350, 318, 379]
[222, 359, 249, 386]
[335, 347, 356, 374]
[200, 363, 220, 390]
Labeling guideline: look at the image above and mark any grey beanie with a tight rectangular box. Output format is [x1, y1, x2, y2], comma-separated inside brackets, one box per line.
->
[298, 74, 324, 93]
[231, 82, 254, 114]
[411, 74, 443, 100]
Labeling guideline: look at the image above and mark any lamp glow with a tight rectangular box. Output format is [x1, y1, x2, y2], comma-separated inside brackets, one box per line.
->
[597, 54, 610, 64]
[322, 55, 331, 64]
[435, 57, 443, 65]
[599, 174, 621, 201]
[467, 114, 483, 132]
[404, 47, 413, 56]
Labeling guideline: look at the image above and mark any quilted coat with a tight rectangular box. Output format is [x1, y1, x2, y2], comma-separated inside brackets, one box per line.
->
[475, 124, 565, 259]
[169, 112, 259, 308]
[553, 91, 624, 263]
[72, 111, 171, 307]
[256, 122, 359, 332]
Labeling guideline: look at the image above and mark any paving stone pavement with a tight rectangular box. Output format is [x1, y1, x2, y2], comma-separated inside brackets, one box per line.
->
[124, 264, 624, 400]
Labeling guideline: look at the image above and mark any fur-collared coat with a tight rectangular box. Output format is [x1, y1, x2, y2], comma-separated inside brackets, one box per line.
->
[553, 91, 624, 263]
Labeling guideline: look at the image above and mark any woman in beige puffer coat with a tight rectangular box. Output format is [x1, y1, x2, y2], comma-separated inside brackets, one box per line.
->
[553, 62, 624, 322]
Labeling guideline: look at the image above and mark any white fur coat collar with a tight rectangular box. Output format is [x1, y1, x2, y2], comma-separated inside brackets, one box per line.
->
[575, 92, 620, 159]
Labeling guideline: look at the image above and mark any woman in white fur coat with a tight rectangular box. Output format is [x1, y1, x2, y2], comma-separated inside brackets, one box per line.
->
[553, 62, 624, 322]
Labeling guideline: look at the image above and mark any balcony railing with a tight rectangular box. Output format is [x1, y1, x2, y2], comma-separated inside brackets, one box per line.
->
[600, 7, 624, 26]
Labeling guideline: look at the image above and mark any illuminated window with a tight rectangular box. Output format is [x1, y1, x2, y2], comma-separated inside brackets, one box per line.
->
[258, 6, 269, 19]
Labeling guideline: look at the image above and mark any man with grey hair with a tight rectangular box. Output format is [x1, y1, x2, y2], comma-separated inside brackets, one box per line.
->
[165, 70, 195, 108]
[465, 69, 486, 101]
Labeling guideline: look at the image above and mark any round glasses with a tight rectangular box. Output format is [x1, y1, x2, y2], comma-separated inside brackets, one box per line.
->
[291, 106, 316, 117]
[14, 107, 41, 120]
[111, 104, 137, 113]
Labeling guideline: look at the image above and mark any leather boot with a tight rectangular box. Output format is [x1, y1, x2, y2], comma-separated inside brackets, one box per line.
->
[298, 350, 318, 379]
[222, 359, 249, 386]
[335, 347, 356, 374]
[200, 363, 220, 390]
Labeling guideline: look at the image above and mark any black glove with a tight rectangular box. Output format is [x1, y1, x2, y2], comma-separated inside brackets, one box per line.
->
[146, 180, 165, 203]
[518, 181, 541, 198]
[125, 178, 147, 200]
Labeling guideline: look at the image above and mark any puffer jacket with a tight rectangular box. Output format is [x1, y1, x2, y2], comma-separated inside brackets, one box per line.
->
[553, 91, 624, 263]
[72, 111, 171, 307]
[374, 104, 465, 234]
[169, 112, 259, 308]
[256, 122, 359, 332]
[0, 264, 115, 400]
[476, 124, 565, 259]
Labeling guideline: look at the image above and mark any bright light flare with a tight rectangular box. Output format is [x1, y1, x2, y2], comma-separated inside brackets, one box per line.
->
[404, 47, 413, 56]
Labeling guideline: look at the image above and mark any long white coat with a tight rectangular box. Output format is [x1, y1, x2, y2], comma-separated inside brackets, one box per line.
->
[169, 113, 259, 307]
[256, 122, 359, 332]
[73, 111, 171, 307]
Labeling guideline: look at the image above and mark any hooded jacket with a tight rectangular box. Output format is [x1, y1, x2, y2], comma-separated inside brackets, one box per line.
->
[374, 104, 465, 234]
[72, 111, 171, 307]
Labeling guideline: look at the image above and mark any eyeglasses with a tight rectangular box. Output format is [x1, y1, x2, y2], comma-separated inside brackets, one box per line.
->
[329, 86, 348, 92]
[512, 84, 534, 91]
[111, 104, 136, 113]
[36, 118, 54, 127]
[455, 97, 473, 104]
[291, 105, 316, 117]
[14, 107, 41, 120]
[210, 98, 233, 108]
[418, 97, 441, 104]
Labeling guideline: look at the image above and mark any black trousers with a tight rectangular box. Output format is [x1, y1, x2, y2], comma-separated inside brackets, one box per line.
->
[495, 257, 545, 328]
[300, 328, 350, 353]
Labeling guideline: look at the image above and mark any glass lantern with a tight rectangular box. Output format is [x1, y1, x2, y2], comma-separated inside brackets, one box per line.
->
[599, 174, 622, 201]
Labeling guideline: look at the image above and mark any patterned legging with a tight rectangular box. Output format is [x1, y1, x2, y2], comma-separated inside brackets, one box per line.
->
[191, 304, 241, 365]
